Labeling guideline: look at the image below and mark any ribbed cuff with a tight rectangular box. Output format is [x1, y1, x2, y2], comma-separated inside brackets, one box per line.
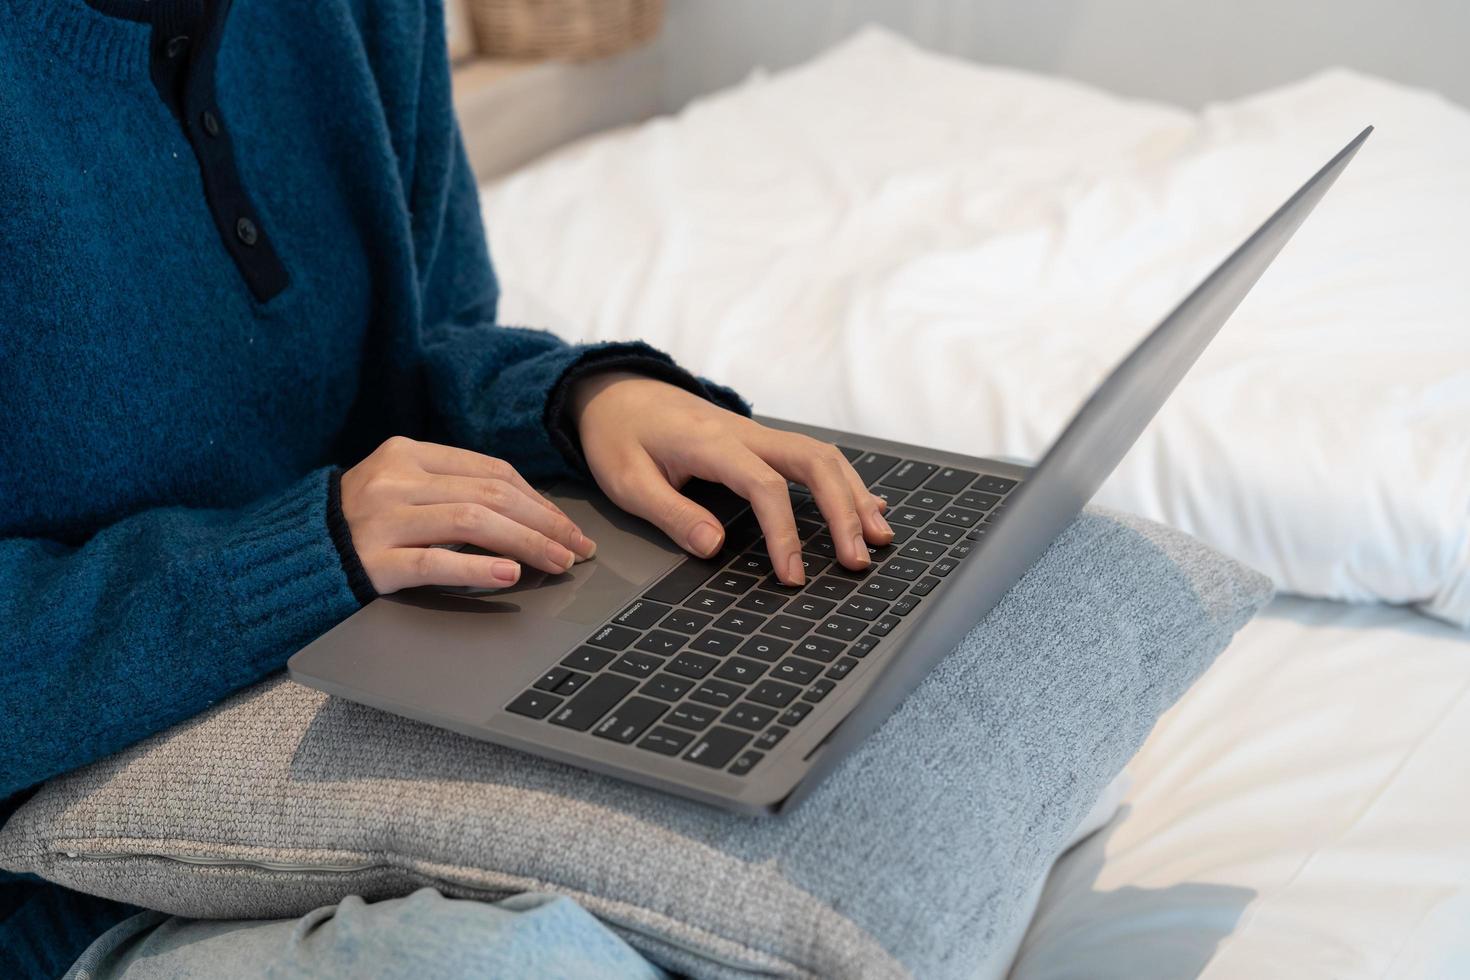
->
[543, 341, 753, 479]
[219, 468, 365, 671]
[326, 468, 378, 606]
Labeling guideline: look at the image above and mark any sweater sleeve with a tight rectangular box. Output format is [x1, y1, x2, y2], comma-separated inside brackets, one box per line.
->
[384, 3, 747, 482]
[0, 467, 363, 803]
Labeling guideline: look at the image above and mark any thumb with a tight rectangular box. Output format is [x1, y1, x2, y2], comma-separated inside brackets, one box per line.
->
[605, 455, 726, 558]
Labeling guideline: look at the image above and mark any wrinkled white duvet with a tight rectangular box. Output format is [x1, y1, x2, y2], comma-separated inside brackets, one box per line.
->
[482, 28, 1470, 625]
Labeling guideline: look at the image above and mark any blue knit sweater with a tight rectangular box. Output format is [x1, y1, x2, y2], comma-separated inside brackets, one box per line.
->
[0, 0, 741, 973]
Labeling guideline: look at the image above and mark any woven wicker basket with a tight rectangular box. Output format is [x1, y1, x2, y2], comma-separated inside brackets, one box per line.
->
[468, 0, 665, 61]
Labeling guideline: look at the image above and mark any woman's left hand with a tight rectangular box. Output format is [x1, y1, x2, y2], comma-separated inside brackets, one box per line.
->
[569, 372, 893, 587]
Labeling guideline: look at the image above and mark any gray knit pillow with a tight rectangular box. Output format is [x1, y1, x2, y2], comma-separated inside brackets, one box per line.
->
[0, 509, 1270, 979]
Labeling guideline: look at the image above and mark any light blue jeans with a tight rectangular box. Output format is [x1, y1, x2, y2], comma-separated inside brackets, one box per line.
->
[67, 889, 670, 979]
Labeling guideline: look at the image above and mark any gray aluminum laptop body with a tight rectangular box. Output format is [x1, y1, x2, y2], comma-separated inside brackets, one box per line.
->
[290, 129, 1370, 816]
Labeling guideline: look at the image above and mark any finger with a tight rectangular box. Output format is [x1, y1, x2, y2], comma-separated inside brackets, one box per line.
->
[393, 503, 578, 575]
[391, 438, 569, 519]
[754, 436, 875, 570]
[406, 475, 595, 560]
[599, 452, 729, 561]
[376, 548, 521, 593]
[684, 444, 807, 586]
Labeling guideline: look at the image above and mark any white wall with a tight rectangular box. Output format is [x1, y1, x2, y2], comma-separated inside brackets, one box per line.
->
[661, 0, 1470, 111]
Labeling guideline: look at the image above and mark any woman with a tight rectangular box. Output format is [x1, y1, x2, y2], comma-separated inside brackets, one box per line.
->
[0, 0, 892, 972]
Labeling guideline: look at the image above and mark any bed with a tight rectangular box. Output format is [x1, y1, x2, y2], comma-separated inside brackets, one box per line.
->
[476, 27, 1470, 977]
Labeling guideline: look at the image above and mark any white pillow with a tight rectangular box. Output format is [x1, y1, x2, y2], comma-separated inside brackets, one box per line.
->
[481, 28, 1470, 626]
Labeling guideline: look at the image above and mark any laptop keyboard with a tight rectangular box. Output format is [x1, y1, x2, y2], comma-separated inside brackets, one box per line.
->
[504, 447, 1019, 778]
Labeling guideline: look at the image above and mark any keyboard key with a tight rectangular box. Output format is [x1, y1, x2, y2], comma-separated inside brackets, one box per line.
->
[758, 574, 804, 596]
[892, 595, 920, 616]
[838, 597, 888, 621]
[548, 674, 637, 731]
[829, 559, 876, 581]
[505, 689, 561, 720]
[974, 475, 1018, 495]
[754, 726, 789, 751]
[870, 615, 902, 636]
[870, 486, 906, 507]
[661, 609, 712, 634]
[634, 630, 686, 656]
[688, 590, 735, 614]
[949, 543, 973, 560]
[713, 610, 766, 634]
[614, 599, 672, 630]
[936, 507, 983, 529]
[925, 467, 979, 494]
[749, 679, 802, 708]
[816, 615, 867, 641]
[638, 726, 694, 756]
[729, 553, 771, 577]
[610, 651, 664, 678]
[803, 679, 836, 703]
[887, 523, 916, 544]
[793, 635, 845, 663]
[850, 635, 880, 658]
[737, 590, 788, 615]
[666, 702, 720, 731]
[561, 646, 615, 672]
[773, 657, 822, 685]
[888, 506, 935, 528]
[795, 519, 823, 540]
[640, 673, 695, 701]
[956, 489, 1002, 511]
[715, 656, 768, 684]
[709, 571, 759, 595]
[587, 624, 639, 651]
[932, 558, 958, 577]
[787, 595, 836, 620]
[836, 445, 862, 461]
[690, 679, 745, 708]
[807, 576, 856, 600]
[738, 635, 790, 662]
[778, 702, 813, 726]
[882, 459, 938, 491]
[723, 702, 777, 731]
[803, 534, 837, 561]
[684, 726, 752, 769]
[765, 615, 813, 640]
[919, 523, 962, 545]
[851, 451, 901, 486]
[728, 750, 765, 776]
[900, 540, 947, 563]
[533, 667, 573, 693]
[862, 541, 898, 563]
[643, 557, 721, 605]
[553, 672, 591, 696]
[593, 696, 667, 743]
[879, 557, 926, 581]
[859, 576, 906, 600]
[666, 652, 719, 679]
[826, 657, 859, 680]
[690, 629, 742, 656]
[910, 576, 941, 596]
[906, 488, 951, 511]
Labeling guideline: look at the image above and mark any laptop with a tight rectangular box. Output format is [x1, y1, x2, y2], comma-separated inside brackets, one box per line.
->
[290, 128, 1370, 816]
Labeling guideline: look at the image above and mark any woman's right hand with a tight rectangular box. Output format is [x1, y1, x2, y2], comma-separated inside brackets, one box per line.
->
[340, 436, 597, 595]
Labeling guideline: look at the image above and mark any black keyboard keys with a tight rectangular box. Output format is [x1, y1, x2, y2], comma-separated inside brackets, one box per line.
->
[754, 726, 789, 750]
[956, 489, 1001, 511]
[640, 673, 695, 701]
[816, 616, 866, 641]
[738, 635, 790, 662]
[838, 597, 888, 621]
[870, 615, 902, 636]
[709, 572, 759, 595]
[638, 726, 694, 756]
[610, 651, 664, 679]
[900, 540, 947, 563]
[906, 488, 950, 511]
[614, 599, 671, 630]
[803, 679, 836, 703]
[887, 506, 934, 528]
[666, 652, 719, 679]
[859, 576, 906, 600]
[881, 459, 938, 491]
[688, 589, 735, 614]
[643, 557, 721, 605]
[773, 657, 822, 685]
[690, 679, 744, 708]
[666, 702, 720, 731]
[807, 576, 856, 600]
[634, 630, 686, 656]
[728, 553, 772, 577]
[787, 595, 836, 619]
[548, 674, 637, 731]
[778, 702, 812, 726]
[737, 590, 788, 615]
[793, 636, 845, 663]
[974, 475, 1018, 495]
[661, 608, 712, 634]
[749, 679, 801, 708]
[925, 467, 979, 494]
[690, 629, 742, 656]
[850, 451, 901, 486]
[827, 657, 859, 680]
[685, 727, 752, 769]
[765, 615, 813, 640]
[587, 624, 639, 650]
[723, 702, 777, 731]
[936, 507, 983, 528]
[713, 609, 766, 634]
[881, 557, 927, 581]
[593, 696, 666, 743]
[561, 646, 616, 672]
[910, 576, 941, 596]
[919, 523, 962, 545]
[714, 656, 768, 684]
[505, 690, 561, 720]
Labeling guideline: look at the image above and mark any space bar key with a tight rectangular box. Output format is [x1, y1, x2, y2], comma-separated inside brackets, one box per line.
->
[643, 557, 723, 605]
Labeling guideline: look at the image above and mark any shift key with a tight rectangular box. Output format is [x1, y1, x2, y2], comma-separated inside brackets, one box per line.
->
[549, 674, 637, 731]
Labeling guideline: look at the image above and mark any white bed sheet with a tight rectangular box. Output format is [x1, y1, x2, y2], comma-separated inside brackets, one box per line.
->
[1008, 597, 1470, 979]
[481, 28, 1470, 625]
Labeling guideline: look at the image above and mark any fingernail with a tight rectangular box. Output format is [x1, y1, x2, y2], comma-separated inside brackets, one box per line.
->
[492, 560, 520, 585]
[785, 554, 806, 586]
[872, 494, 888, 511]
[572, 531, 597, 560]
[876, 514, 893, 536]
[852, 532, 871, 565]
[546, 540, 576, 571]
[690, 522, 724, 557]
